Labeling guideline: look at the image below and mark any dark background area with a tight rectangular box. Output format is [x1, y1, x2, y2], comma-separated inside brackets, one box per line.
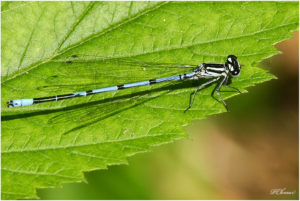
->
[38, 32, 299, 200]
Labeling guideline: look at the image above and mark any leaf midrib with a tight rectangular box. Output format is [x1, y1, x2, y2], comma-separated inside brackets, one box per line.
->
[2, 1, 169, 84]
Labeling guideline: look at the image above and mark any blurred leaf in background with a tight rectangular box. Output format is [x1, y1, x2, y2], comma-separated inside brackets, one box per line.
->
[1, 2, 299, 199]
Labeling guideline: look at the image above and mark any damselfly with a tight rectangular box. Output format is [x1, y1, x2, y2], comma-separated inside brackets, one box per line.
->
[7, 55, 242, 111]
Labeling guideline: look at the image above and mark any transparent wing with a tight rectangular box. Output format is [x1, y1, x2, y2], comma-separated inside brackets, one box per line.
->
[25, 54, 197, 94]
[21, 54, 200, 131]
[47, 80, 189, 129]
[53, 54, 199, 69]
[48, 96, 141, 125]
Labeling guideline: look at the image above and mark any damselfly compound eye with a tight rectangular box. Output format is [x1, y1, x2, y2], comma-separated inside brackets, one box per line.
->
[227, 57, 232, 63]
[227, 55, 241, 77]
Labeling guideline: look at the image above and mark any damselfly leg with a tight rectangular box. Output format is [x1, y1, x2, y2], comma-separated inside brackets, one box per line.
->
[222, 85, 242, 94]
[215, 75, 229, 111]
[184, 77, 220, 113]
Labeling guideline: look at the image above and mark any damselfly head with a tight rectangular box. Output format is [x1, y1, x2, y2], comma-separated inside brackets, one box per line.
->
[226, 55, 241, 77]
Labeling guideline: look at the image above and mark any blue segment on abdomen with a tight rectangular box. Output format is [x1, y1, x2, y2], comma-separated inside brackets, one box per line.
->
[12, 99, 34, 107]
[124, 81, 149, 88]
[73, 91, 87, 96]
[186, 72, 196, 77]
[92, 86, 118, 93]
[156, 75, 180, 83]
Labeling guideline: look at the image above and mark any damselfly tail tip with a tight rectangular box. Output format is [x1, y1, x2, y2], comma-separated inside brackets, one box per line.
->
[7, 100, 14, 108]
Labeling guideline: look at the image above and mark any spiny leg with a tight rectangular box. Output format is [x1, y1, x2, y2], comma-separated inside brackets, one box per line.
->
[222, 85, 242, 94]
[219, 76, 241, 94]
[184, 77, 220, 113]
[214, 75, 229, 111]
[220, 76, 241, 94]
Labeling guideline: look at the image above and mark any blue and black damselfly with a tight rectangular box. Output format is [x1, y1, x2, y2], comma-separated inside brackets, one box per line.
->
[7, 55, 242, 112]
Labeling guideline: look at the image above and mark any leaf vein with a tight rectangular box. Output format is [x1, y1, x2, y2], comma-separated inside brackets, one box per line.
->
[2, 168, 81, 180]
[56, 1, 96, 51]
[2, 133, 176, 154]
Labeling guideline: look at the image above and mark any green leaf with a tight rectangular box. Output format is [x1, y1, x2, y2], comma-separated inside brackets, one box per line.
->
[1, 1, 298, 199]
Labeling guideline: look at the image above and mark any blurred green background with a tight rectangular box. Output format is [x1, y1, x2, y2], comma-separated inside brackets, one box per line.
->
[37, 32, 299, 200]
